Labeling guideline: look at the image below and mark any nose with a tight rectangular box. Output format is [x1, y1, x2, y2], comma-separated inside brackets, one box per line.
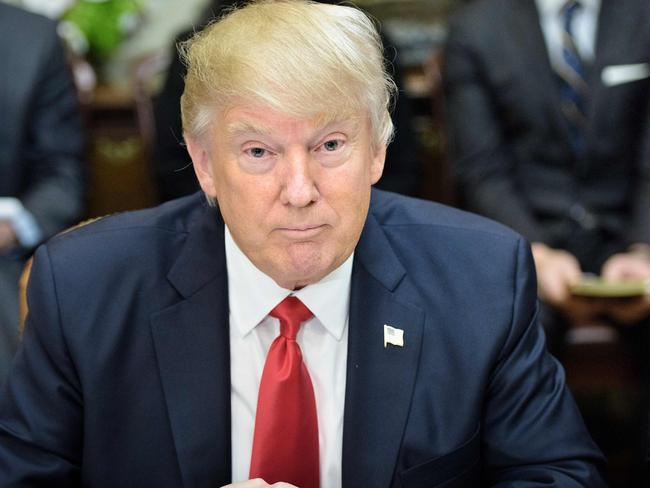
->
[279, 149, 319, 207]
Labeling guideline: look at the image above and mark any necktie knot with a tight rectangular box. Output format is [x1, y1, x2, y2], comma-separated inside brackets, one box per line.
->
[269, 296, 313, 340]
[561, 0, 581, 30]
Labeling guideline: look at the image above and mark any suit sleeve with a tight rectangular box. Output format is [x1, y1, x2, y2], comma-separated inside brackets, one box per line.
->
[0, 245, 82, 485]
[482, 237, 606, 486]
[442, 16, 548, 243]
[20, 26, 86, 241]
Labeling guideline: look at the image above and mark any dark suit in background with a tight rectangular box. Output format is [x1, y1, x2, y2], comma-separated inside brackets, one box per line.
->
[0, 4, 85, 384]
[443, 0, 650, 483]
[0, 190, 605, 486]
[443, 0, 650, 272]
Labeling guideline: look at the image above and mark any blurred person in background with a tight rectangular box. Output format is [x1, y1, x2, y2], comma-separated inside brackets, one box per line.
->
[443, 0, 650, 483]
[152, 0, 238, 201]
[0, 3, 85, 384]
[153, 0, 423, 202]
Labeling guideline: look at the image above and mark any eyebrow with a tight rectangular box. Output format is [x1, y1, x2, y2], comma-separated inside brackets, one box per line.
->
[314, 114, 361, 134]
[226, 121, 273, 137]
[225, 115, 362, 140]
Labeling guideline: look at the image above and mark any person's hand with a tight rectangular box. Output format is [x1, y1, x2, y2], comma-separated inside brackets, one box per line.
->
[601, 247, 650, 282]
[0, 220, 17, 254]
[598, 246, 650, 324]
[221, 480, 298, 488]
[531, 243, 583, 310]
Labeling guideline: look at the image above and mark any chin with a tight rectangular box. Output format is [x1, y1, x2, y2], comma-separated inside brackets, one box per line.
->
[277, 246, 331, 288]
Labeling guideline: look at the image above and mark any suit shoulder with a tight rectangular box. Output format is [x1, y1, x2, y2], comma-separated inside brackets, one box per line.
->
[370, 189, 522, 244]
[0, 4, 60, 72]
[0, 4, 56, 38]
[447, 0, 514, 44]
[449, 0, 510, 27]
[46, 193, 206, 255]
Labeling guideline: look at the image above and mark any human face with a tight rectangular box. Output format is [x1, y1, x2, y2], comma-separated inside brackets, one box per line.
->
[187, 104, 385, 290]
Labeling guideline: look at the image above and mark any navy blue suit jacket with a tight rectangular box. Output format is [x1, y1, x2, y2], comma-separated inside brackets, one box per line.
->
[0, 190, 605, 486]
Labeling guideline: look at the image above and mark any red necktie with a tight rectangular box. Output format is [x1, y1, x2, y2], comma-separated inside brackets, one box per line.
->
[249, 296, 320, 488]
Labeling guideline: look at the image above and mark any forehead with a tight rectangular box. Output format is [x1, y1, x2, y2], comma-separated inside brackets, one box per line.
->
[220, 103, 365, 138]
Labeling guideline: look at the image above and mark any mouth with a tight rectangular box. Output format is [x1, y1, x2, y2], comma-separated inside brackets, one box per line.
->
[277, 225, 327, 240]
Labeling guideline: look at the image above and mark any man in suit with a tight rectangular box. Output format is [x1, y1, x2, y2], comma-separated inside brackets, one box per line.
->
[443, 0, 650, 483]
[0, 1, 605, 486]
[443, 0, 650, 342]
[0, 4, 85, 385]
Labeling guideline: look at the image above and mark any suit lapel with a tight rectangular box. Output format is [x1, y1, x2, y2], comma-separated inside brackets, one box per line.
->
[342, 211, 425, 487]
[150, 207, 232, 487]
[593, 0, 625, 68]
[588, 0, 628, 129]
[509, 0, 574, 145]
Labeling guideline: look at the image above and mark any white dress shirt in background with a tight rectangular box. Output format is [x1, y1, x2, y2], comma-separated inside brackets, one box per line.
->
[226, 226, 351, 487]
[535, 0, 601, 67]
[0, 197, 42, 248]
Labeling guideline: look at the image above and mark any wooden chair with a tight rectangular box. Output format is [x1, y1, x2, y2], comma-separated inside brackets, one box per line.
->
[17, 257, 32, 339]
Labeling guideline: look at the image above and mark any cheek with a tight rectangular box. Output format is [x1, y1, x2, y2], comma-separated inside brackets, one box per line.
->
[318, 150, 370, 185]
[216, 177, 277, 233]
[223, 194, 268, 228]
[323, 163, 372, 205]
[326, 175, 371, 232]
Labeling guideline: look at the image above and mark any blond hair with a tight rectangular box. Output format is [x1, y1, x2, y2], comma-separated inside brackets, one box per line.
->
[179, 0, 396, 149]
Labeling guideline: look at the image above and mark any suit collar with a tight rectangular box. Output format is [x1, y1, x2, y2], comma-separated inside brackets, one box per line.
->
[167, 205, 226, 298]
[511, 0, 555, 82]
[352, 206, 406, 292]
[342, 207, 425, 487]
[510, 0, 567, 119]
[593, 0, 627, 63]
[583, 0, 631, 148]
[151, 206, 232, 487]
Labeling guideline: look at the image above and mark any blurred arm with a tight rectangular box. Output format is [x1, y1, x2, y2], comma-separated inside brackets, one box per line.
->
[19, 26, 86, 243]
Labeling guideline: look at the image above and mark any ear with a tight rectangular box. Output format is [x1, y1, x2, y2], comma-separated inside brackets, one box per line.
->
[186, 136, 217, 198]
[370, 143, 386, 185]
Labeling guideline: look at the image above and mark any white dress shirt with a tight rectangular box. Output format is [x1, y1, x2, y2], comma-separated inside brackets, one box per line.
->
[536, 0, 601, 67]
[0, 197, 42, 248]
[226, 226, 351, 487]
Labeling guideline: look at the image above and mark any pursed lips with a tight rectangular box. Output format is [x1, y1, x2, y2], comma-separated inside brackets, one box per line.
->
[276, 224, 327, 239]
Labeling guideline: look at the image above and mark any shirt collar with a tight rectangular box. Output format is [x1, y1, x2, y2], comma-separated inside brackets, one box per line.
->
[535, 0, 599, 15]
[225, 225, 353, 341]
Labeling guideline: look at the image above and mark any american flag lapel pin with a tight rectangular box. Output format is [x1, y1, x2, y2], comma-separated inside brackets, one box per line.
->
[384, 324, 404, 348]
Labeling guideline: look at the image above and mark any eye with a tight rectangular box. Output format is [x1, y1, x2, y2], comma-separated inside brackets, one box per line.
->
[246, 147, 267, 158]
[322, 139, 343, 152]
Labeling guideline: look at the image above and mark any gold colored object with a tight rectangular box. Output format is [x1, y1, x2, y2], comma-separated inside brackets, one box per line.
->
[570, 276, 650, 298]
